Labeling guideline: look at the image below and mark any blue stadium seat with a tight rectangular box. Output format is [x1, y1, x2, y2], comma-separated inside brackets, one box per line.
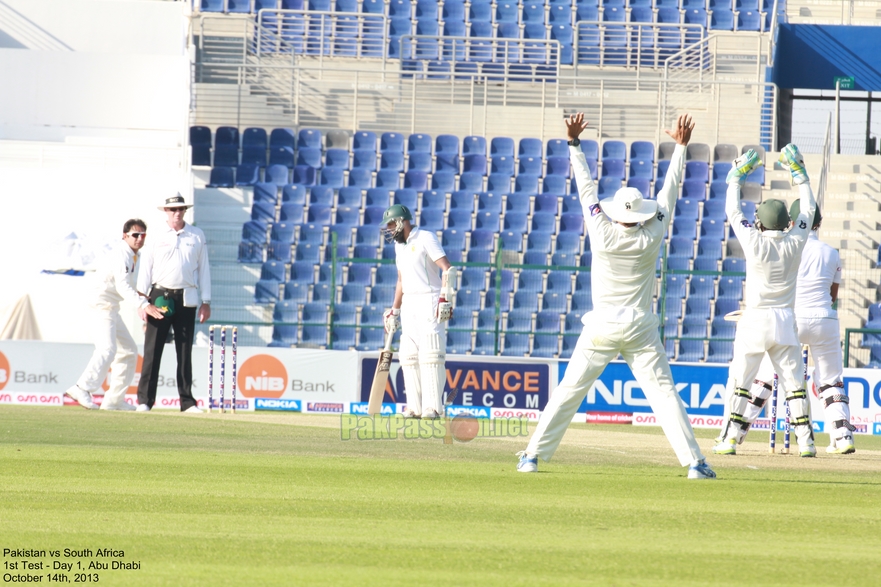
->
[447, 191, 473, 212]
[519, 156, 543, 177]
[447, 331, 473, 355]
[447, 208, 472, 230]
[597, 176, 622, 197]
[717, 276, 743, 301]
[546, 157, 570, 179]
[668, 236, 694, 259]
[442, 0, 466, 21]
[559, 213, 584, 234]
[487, 173, 512, 193]
[190, 126, 212, 166]
[710, 7, 735, 29]
[560, 194, 580, 214]
[602, 140, 627, 161]
[463, 135, 487, 156]
[208, 166, 235, 188]
[430, 171, 456, 192]
[490, 137, 515, 157]
[505, 193, 531, 214]
[685, 160, 709, 182]
[268, 146, 295, 168]
[714, 298, 741, 322]
[601, 158, 626, 179]
[490, 155, 515, 177]
[269, 128, 295, 152]
[681, 179, 707, 201]
[530, 193, 555, 215]
[469, 0, 493, 22]
[514, 174, 540, 196]
[474, 211, 499, 232]
[672, 216, 697, 240]
[706, 340, 734, 363]
[527, 230, 553, 254]
[677, 339, 704, 363]
[363, 188, 390, 208]
[542, 175, 568, 196]
[675, 198, 700, 221]
[626, 177, 651, 199]
[236, 164, 261, 186]
[458, 172, 483, 192]
[459, 268, 487, 292]
[417, 190, 444, 210]
[403, 170, 426, 191]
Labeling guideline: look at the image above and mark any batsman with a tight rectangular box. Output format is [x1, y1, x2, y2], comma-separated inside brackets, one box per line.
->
[380, 204, 456, 419]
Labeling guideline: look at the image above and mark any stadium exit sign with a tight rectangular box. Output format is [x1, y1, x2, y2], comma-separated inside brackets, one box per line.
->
[834, 76, 855, 90]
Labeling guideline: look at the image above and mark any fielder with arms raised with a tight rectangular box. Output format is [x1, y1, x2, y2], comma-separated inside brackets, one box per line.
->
[381, 204, 456, 419]
[714, 144, 818, 457]
[517, 113, 716, 480]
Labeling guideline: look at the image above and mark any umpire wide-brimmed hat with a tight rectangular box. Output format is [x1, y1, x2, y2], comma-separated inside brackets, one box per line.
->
[599, 187, 658, 223]
[157, 193, 194, 210]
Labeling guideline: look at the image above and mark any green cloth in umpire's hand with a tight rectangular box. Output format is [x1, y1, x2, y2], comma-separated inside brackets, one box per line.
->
[154, 295, 175, 317]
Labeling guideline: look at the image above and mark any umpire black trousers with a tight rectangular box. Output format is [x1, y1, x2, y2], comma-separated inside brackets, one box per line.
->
[137, 289, 198, 411]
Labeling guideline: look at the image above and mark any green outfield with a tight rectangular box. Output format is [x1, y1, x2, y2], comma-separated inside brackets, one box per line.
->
[2, 406, 879, 586]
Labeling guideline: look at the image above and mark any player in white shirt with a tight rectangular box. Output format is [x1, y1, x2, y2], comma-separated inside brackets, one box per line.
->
[381, 204, 455, 419]
[517, 113, 716, 480]
[715, 202, 855, 454]
[713, 144, 818, 457]
[136, 194, 212, 413]
[65, 219, 165, 410]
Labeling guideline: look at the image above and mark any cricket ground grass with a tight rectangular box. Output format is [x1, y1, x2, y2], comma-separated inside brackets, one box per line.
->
[2, 406, 879, 586]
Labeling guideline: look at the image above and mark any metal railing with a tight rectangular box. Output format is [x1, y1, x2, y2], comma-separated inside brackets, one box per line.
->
[254, 9, 388, 61]
[399, 34, 562, 74]
[574, 21, 708, 76]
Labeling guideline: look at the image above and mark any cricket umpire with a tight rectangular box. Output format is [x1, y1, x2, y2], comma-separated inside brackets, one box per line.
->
[136, 194, 211, 413]
[517, 113, 716, 480]
[381, 204, 455, 419]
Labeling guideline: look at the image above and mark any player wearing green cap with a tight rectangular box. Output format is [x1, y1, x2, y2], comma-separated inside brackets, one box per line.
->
[715, 144, 819, 457]
[380, 204, 455, 419]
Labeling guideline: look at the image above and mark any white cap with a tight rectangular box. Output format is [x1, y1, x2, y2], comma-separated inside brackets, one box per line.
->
[599, 187, 658, 223]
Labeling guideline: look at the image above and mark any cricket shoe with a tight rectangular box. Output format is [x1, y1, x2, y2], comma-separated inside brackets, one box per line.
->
[402, 409, 420, 419]
[516, 451, 538, 473]
[826, 436, 855, 455]
[778, 143, 808, 184]
[726, 149, 763, 184]
[184, 406, 204, 414]
[136, 404, 151, 412]
[687, 460, 717, 480]
[712, 438, 737, 456]
[65, 385, 97, 410]
[421, 409, 440, 420]
[799, 444, 817, 458]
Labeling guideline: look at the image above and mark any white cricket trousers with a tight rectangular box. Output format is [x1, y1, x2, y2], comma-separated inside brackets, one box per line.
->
[526, 310, 704, 467]
[399, 292, 447, 415]
[76, 305, 138, 408]
[729, 308, 803, 393]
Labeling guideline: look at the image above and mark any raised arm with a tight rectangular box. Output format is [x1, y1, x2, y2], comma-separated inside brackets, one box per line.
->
[566, 113, 597, 209]
[656, 114, 694, 224]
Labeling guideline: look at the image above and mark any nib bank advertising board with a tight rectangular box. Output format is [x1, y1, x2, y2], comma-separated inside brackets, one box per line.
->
[360, 356, 551, 410]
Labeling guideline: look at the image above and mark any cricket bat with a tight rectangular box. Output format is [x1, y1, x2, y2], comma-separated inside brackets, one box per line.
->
[367, 330, 395, 415]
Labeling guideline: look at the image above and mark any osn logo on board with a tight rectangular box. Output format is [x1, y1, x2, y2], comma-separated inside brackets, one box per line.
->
[0, 351, 9, 391]
[101, 354, 143, 394]
[237, 354, 288, 398]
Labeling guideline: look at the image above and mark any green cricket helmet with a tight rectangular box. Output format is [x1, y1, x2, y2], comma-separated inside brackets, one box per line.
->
[380, 204, 413, 243]
[755, 199, 791, 231]
[789, 199, 822, 229]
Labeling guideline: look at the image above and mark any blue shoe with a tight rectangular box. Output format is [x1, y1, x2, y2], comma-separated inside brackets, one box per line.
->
[687, 459, 717, 480]
[778, 143, 808, 184]
[726, 149, 762, 184]
[516, 451, 538, 473]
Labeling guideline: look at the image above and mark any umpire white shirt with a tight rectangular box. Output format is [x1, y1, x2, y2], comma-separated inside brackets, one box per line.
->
[137, 222, 211, 307]
[394, 226, 445, 295]
[795, 232, 841, 318]
[93, 240, 148, 310]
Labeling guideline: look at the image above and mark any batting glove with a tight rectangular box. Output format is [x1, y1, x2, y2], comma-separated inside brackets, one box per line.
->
[383, 308, 401, 333]
[437, 298, 453, 322]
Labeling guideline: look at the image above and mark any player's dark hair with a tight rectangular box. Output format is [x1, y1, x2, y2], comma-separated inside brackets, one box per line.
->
[123, 218, 147, 233]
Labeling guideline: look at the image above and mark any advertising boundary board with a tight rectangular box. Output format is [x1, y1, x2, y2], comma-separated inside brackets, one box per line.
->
[0, 341, 360, 411]
[560, 359, 881, 434]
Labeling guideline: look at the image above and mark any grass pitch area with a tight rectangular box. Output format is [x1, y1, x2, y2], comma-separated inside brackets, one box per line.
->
[2, 406, 880, 586]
